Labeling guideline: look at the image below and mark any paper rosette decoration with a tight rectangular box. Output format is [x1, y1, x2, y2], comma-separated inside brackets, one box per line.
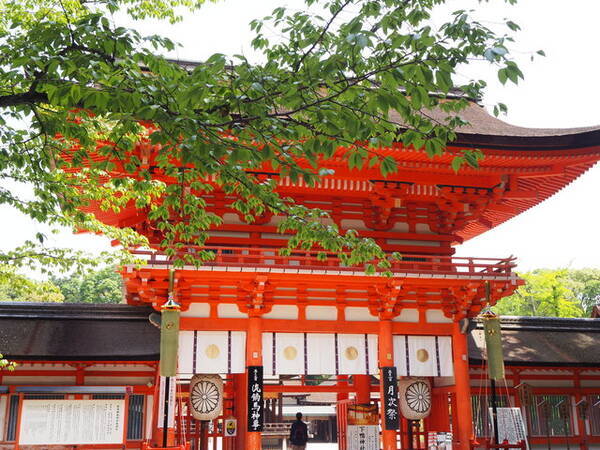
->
[398, 377, 431, 420]
[189, 374, 224, 421]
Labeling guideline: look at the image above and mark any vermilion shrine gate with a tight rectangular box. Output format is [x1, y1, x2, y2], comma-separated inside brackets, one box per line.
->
[1, 99, 600, 450]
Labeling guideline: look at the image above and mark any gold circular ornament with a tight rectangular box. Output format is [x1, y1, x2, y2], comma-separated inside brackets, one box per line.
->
[416, 348, 429, 362]
[345, 346, 359, 361]
[283, 346, 298, 360]
[205, 344, 221, 359]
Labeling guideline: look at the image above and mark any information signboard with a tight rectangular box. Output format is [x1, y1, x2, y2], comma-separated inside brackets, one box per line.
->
[19, 399, 125, 445]
[347, 424, 379, 450]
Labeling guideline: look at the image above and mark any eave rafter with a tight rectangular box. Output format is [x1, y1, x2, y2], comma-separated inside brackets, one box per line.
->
[122, 266, 520, 319]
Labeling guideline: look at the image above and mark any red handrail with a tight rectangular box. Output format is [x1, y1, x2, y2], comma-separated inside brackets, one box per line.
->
[129, 246, 517, 278]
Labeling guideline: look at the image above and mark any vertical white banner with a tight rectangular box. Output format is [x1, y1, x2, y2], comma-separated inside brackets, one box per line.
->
[307, 333, 336, 375]
[157, 376, 176, 429]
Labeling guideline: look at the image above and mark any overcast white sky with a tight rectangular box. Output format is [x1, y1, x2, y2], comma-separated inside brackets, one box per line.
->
[2, 0, 599, 273]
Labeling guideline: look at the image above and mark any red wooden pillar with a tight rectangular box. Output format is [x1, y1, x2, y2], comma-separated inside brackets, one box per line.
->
[232, 373, 247, 450]
[337, 375, 349, 401]
[354, 375, 371, 404]
[337, 375, 350, 450]
[452, 321, 473, 450]
[574, 371, 588, 450]
[379, 319, 397, 450]
[246, 314, 262, 450]
[427, 390, 451, 432]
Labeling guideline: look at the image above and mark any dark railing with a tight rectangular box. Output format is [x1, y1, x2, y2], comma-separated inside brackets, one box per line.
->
[131, 246, 517, 278]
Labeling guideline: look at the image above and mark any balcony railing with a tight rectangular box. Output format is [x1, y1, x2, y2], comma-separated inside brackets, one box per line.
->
[130, 246, 517, 279]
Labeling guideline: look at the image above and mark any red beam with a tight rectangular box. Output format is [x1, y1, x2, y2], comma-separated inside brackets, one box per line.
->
[180, 317, 454, 335]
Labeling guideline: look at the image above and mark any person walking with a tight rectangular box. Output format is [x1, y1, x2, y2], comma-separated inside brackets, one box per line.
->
[289, 412, 309, 450]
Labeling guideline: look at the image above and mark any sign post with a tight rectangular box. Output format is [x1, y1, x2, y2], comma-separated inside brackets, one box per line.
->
[347, 404, 379, 450]
[247, 366, 263, 432]
[382, 366, 400, 430]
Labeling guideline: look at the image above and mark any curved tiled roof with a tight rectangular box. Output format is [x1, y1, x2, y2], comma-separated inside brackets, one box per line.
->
[0, 303, 159, 361]
[390, 101, 600, 150]
[469, 316, 600, 367]
[64, 96, 600, 243]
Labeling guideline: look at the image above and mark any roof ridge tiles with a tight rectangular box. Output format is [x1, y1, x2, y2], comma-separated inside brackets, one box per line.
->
[0, 302, 153, 321]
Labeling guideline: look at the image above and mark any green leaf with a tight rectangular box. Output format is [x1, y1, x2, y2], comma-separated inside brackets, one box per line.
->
[451, 156, 464, 172]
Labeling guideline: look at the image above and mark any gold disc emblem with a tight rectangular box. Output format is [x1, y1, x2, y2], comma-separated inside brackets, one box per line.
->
[283, 346, 298, 360]
[416, 348, 429, 362]
[345, 346, 359, 361]
[205, 344, 221, 359]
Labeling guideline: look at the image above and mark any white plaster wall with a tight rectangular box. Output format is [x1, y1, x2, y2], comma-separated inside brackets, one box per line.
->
[221, 212, 243, 224]
[263, 305, 298, 320]
[415, 223, 432, 234]
[392, 222, 410, 233]
[181, 302, 210, 318]
[426, 309, 452, 323]
[86, 364, 155, 373]
[0, 396, 6, 438]
[2, 376, 76, 385]
[525, 379, 574, 387]
[217, 303, 248, 318]
[344, 307, 377, 322]
[305, 305, 337, 321]
[84, 376, 153, 386]
[340, 219, 366, 230]
[387, 239, 441, 247]
[392, 308, 419, 322]
[145, 395, 154, 440]
[206, 230, 249, 238]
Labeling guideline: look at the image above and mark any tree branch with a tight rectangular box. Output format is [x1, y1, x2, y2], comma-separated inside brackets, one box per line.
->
[293, 0, 354, 71]
[0, 91, 48, 108]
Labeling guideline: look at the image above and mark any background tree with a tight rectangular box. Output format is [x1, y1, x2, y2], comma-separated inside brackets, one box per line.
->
[0, 265, 64, 302]
[567, 269, 600, 315]
[0, 0, 528, 273]
[52, 267, 123, 303]
[494, 268, 600, 318]
[0, 265, 123, 303]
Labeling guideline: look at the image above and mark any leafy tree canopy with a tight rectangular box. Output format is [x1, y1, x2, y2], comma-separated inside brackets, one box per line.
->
[0, 265, 123, 303]
[0, 264, 64, 302]
[0, 0, 527, 272]
[493, 268, 600, 318]
[52, 266, 123, 303]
